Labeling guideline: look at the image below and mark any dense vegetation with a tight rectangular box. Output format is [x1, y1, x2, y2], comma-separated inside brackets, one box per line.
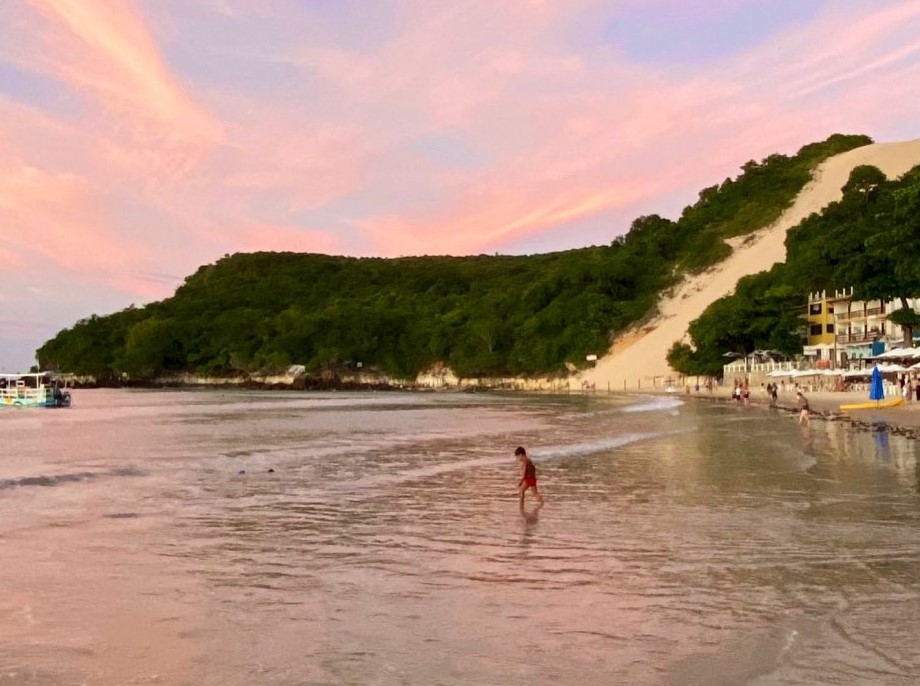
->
[36, 250, 669, 380]
[37, 134, 872, 381]
[669, 161, 920, 376]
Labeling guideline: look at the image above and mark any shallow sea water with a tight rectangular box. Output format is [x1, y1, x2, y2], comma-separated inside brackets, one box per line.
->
[2, 389, 920, 685]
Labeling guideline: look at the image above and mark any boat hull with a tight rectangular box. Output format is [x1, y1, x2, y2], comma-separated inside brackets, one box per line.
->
[839, 397, 905, 411]
[0, 395, 71, 408]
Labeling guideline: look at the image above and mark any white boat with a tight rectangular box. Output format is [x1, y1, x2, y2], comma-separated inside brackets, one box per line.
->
[0, 373, 72, 408]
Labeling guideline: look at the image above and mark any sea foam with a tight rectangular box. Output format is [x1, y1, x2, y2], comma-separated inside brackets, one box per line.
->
[621, 396, 685, 414]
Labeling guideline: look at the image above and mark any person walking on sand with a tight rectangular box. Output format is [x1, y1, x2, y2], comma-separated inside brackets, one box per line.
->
[797, 391, 810, 425]
[515, 446, 544, 509]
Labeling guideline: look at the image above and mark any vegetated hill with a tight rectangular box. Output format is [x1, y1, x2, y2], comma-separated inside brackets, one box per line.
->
[668, 157, 920, 377]
[37, 134, 872, 382]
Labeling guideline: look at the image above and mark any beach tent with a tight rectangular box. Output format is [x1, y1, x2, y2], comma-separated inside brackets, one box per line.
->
[767, 370, 795, 377]
[876, 363, 908, 373]
[875, 347, 920, 360]
[791, 369, 827, 378]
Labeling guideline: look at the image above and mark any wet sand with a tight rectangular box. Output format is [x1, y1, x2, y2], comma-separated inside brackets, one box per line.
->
[684, 385, 920, 438]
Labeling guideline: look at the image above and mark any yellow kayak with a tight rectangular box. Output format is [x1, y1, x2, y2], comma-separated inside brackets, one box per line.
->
[839, 397, 905, 411]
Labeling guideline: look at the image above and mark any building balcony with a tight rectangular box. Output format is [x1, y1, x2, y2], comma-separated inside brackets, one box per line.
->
[836, 332, 880, 344]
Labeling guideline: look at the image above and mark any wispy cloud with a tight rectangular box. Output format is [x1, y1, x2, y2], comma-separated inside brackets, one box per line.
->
[21, 0, 220, 179]
[2, 0, 920, 368]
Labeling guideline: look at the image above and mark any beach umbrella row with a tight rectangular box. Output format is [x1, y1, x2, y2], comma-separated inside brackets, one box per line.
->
[766, 364, 911, 379]
[766, 369, 842, 378]
[874, 346, 920, 360]
[839, 363, 908, 375]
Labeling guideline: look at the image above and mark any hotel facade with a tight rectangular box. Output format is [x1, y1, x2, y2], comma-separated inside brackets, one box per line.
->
[804, 289, 920, 367]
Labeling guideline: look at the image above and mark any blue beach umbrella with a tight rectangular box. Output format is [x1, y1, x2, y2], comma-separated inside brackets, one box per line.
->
[869, 365, 885, 404]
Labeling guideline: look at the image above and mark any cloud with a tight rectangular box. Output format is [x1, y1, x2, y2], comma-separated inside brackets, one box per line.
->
[4, 0, 920, 369]
[304, 0, 920, 253]
[0, 156, 164, 295]
[217, 114, 376, 213]
[19, 0, 221, 179]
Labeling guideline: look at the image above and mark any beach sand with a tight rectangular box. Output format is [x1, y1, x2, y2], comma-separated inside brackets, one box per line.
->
[578, 137, 920, 392]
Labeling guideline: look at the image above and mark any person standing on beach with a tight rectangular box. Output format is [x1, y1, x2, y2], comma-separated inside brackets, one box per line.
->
[797, 391, 810, 425]
[766, 383, 776, 407]
[515, 446, 544, 509]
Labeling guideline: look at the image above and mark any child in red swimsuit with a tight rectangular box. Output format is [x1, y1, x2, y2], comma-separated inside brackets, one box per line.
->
[515, 446, 544, 509]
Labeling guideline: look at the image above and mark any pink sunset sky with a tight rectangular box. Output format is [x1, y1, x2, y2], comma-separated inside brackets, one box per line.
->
[2, 0, 920, 370]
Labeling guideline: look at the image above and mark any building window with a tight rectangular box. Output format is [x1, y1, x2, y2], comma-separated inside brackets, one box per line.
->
[826, 323, 835, 333]
[810, 303, 823, 315]
[828, 305, 834, 314]
[810, 324, 823, 336]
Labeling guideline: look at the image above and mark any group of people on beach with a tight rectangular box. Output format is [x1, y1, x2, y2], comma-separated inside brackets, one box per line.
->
[897, 373, 920, 403]
[731, 379, 750, 404]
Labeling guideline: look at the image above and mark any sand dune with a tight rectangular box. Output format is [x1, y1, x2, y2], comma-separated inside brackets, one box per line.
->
[580, 137, 920, 391]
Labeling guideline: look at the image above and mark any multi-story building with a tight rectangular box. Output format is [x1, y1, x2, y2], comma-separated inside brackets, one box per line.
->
[803, 292, 836, 365]
[805, 289, 920, 367]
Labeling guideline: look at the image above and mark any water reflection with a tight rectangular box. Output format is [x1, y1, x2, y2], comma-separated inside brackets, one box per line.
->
[3, 391, 920, 685]
[519, 502, 542, 550]
[520, 502, 542, 528]
[874, 427, 892, 462]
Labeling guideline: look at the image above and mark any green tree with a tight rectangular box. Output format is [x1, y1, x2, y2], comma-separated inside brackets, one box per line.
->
[36, 134, 875, 382]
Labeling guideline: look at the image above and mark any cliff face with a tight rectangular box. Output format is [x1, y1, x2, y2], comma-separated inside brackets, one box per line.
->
[72, 366, 580, 393]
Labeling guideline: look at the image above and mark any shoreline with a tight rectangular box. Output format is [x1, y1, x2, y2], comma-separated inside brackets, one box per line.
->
[678, 385, 920, 440]
[64, 377, 920, 440]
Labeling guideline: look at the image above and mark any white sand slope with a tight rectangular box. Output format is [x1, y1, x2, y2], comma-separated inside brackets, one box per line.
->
[580, 137, 920, 391]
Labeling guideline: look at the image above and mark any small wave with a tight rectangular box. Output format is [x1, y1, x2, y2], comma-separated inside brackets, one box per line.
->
[0, 467, 143, 492]
[327, 430, 680, 493]
[0, 471, 97, 491]
[622, 396, 685, 414]
[536, 431, 680, 460]
[342, 454, 508, 490]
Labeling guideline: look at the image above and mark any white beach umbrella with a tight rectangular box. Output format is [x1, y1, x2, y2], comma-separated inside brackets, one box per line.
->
[843, 369, 872, 378]
[877, 363, 908, 373]
[877, 347, 920, 359]
[875, 349, 901, 359]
